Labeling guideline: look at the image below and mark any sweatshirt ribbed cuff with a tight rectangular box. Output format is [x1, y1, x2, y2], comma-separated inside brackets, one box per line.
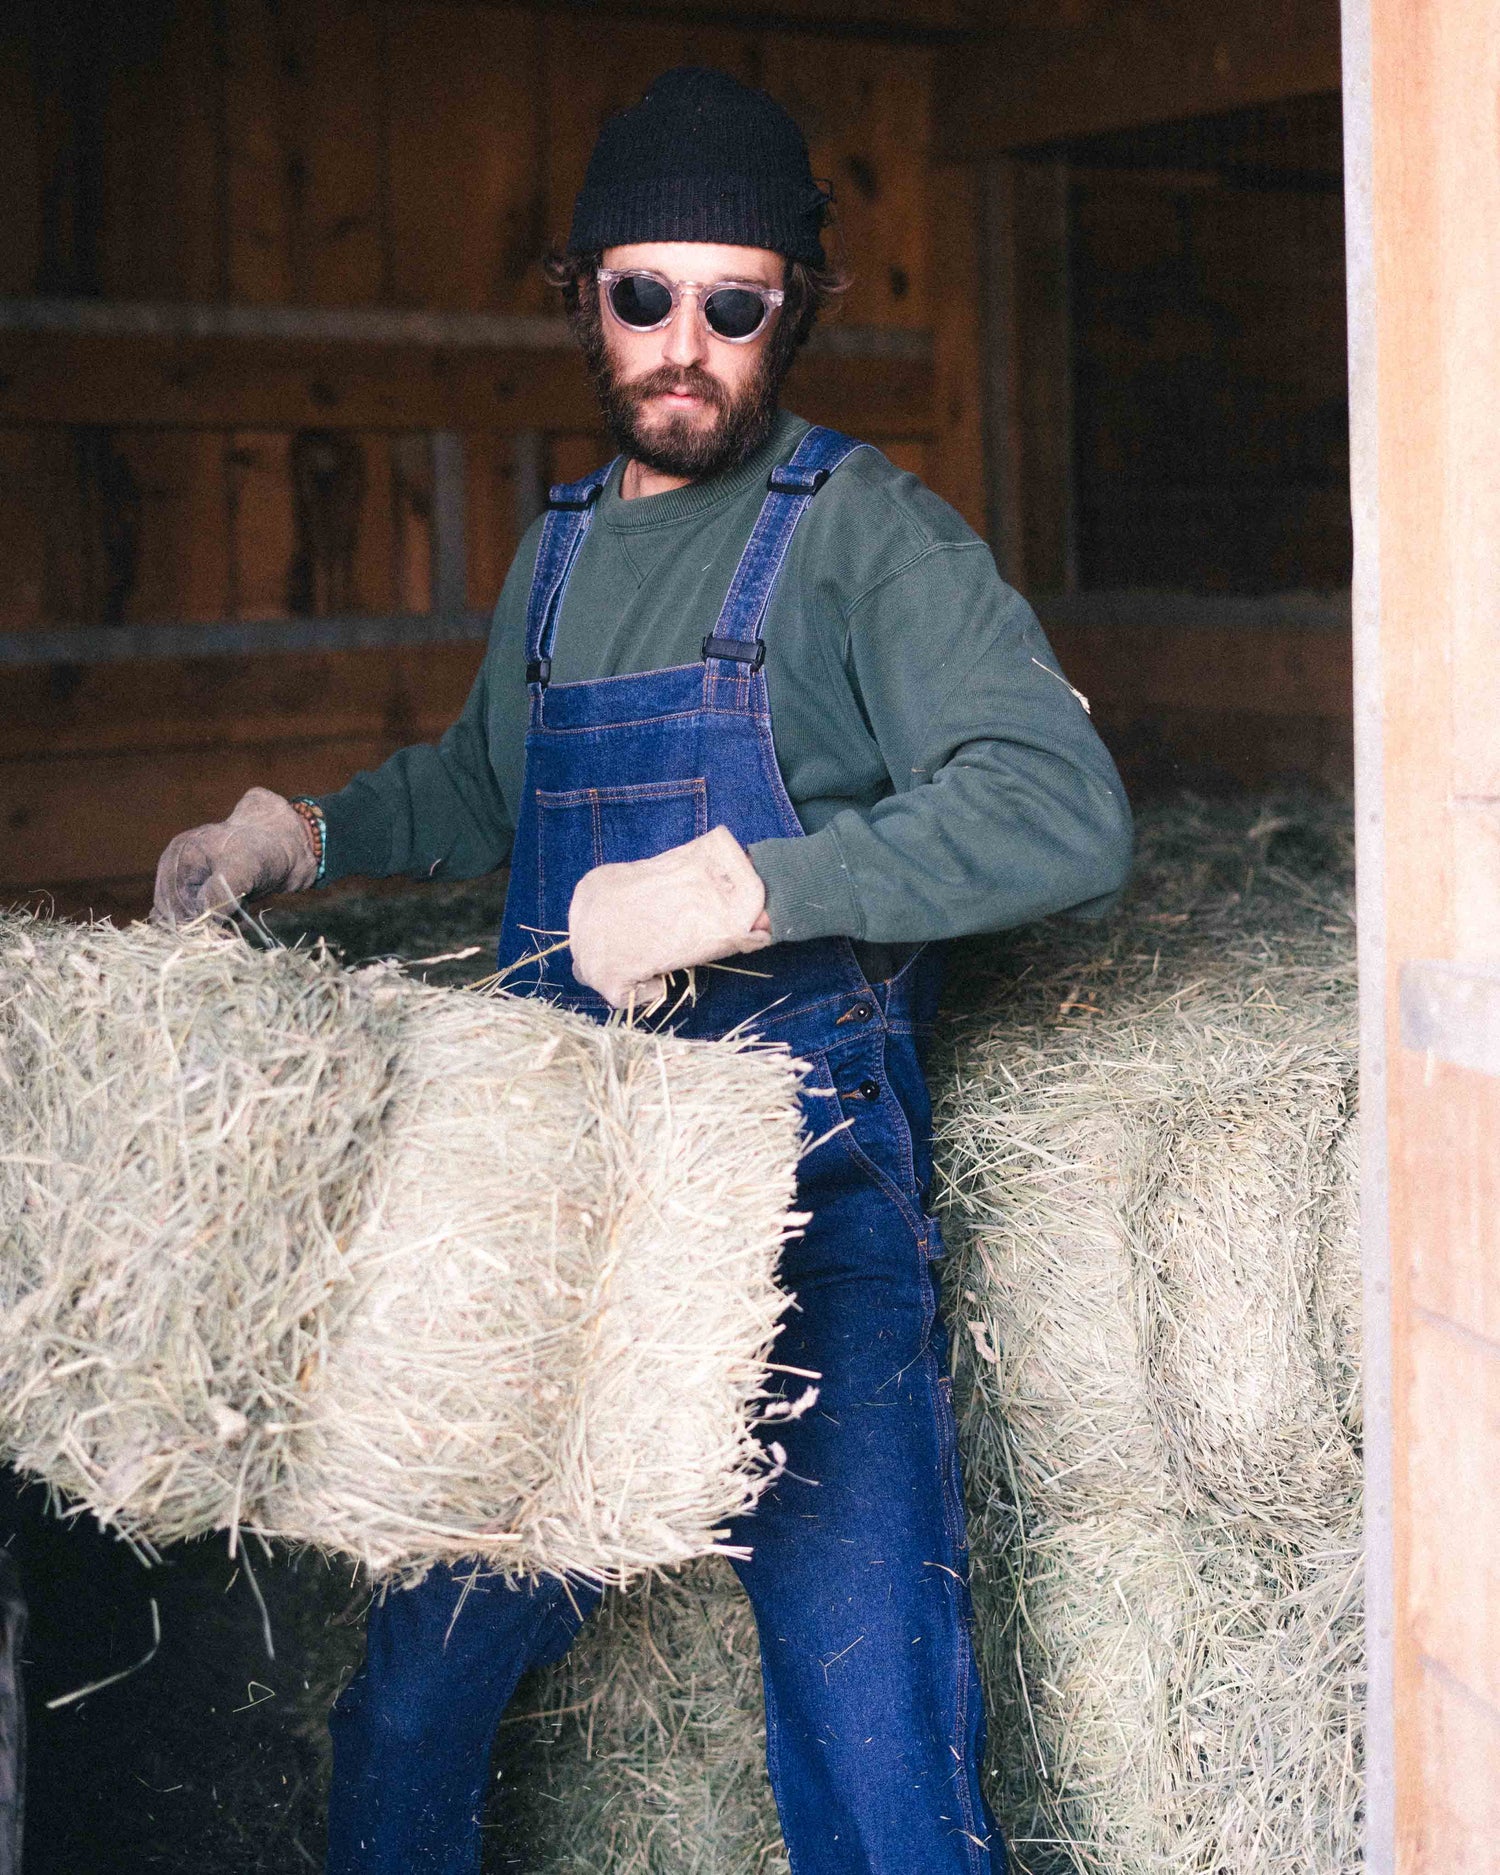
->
[749, 830, 862, 945]
[312, 786, 393, 887]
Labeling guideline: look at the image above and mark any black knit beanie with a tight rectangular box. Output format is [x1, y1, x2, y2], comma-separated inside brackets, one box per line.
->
[567, 67, 829, 267]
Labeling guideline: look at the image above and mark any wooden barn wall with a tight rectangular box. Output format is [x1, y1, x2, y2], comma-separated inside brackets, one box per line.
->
[0, 0, 989, 899]
[0, 0, 969, 635]
[0, 2, 1355, 903]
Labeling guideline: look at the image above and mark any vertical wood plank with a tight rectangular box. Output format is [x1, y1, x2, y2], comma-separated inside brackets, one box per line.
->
[1406, 1309, 1500, 1715]
[390, 433, 433, 615]
[464, 432, 521, 613]
[385, 3, 547, 312]
[926, 159, 987, 537]
[1015, 158, 1078, 592]
[549, 434, 610, 487]
[99, 0, 220, 301]
[111, 430, 229, 624]
[975, 159, 1026, 584]
[219, 0, 294, 304]
[220, 0, 387, 306]
[229, 429, 297, 619]
[760, 37, 933, 331]
[290, 0, 388, 306]
[355, 431, 398, 620]
[510, 429, 548, 545]
[879, 441, 930, 480]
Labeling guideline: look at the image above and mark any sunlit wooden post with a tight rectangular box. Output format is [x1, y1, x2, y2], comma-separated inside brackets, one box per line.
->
[1343, 0, 1500, 1866]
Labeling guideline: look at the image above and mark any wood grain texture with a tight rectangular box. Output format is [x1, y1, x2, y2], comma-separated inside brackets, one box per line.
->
[1406, 1311, 1500, 1719]
[926, 161, 987, 534]
[1355, 0, 1500, 1864]
[1403, 1661, 1500, 1875]
[0, 641, 480, 763]
[385, 5, 548, 313]
[0, 738, 417, 887]
[0, 332, 934, 438]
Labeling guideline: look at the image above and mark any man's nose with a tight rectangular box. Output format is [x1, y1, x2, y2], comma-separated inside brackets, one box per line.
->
[661, 290, 709, 369]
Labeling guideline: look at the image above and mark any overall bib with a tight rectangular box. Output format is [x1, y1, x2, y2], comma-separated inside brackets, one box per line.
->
[327, 428, 1004, 1875]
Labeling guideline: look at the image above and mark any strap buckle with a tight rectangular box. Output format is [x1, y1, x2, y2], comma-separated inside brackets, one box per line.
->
[702, 634, 767, 672]
[526, 656, 552, 686]
[767, 464, 831, 496]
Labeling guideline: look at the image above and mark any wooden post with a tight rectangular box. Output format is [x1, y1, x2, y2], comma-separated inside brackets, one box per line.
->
[1344, 0, 1500, 1869]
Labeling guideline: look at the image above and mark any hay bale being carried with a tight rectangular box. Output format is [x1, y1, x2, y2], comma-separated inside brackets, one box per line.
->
[0, 913, 806, 1584]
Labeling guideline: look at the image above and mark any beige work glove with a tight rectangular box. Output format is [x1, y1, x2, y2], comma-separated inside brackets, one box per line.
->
[153, 787, 319, 928]
[569, 826, 773, 1009]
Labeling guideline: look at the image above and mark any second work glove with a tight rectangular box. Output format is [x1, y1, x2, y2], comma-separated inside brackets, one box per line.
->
[153, 787, 320, 929]
[568, 826, 773, 1009]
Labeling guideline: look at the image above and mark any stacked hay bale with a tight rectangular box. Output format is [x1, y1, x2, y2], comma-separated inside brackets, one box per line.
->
[938, 818, 1363, 1874]
[514, 795, 1362, 1875]
[0, 915, 806, 1584]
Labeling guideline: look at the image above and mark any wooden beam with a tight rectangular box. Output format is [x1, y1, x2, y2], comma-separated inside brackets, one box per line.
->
[0, 328, 935, 439]
[934, 0, 1342, 158]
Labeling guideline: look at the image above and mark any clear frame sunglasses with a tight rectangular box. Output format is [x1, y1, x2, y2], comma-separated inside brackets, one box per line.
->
[597, 268, 786, 343]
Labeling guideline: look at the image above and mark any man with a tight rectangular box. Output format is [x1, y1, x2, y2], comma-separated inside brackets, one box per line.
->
[156, 67, 1131, 1875]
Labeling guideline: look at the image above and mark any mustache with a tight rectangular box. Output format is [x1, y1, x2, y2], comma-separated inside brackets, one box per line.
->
[618, 364, 732, 414]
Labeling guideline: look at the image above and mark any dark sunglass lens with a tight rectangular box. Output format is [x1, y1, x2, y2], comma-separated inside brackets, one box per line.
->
[704, 287, 767, 340]
[609, 274, 673, 328]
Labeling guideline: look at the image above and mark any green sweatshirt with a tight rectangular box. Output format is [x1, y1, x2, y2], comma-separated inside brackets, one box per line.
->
[317, 410, 1132, 944]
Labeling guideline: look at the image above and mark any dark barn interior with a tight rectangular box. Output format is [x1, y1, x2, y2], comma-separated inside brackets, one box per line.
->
[0, 2, 1368, 1870]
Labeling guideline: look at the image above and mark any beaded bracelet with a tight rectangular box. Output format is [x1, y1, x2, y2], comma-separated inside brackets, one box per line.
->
[289, 797, 328, 887]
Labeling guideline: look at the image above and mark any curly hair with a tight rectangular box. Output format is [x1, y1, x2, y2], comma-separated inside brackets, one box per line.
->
[541, 247, 850, 378]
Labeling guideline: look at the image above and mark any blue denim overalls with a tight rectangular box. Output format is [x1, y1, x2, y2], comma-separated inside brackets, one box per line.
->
[327, 428, 1004, 1875]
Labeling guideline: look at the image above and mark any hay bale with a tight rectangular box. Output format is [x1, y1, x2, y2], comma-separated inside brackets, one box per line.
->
[0, 912, 806, 1583]
[941, 971, 1359, 1537]
[934, 793, 1364, 1873]
[997, 1512, 1362, 1875]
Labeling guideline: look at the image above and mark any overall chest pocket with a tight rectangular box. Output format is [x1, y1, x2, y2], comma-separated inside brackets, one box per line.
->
[536, 779, 709, 942]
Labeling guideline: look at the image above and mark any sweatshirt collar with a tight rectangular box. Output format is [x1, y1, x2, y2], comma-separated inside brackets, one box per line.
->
[599, 409, 810, 531]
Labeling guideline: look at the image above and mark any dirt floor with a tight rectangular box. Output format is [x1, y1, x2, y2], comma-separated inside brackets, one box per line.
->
[2, 788, 1354, 1873]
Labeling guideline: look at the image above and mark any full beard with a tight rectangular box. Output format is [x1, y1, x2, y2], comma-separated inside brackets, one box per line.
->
[579, 309, 785, 481]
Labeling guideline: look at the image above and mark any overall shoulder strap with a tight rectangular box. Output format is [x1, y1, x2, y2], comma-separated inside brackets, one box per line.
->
[702, 427, 869, 672]
[524, 461, 616, 684]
